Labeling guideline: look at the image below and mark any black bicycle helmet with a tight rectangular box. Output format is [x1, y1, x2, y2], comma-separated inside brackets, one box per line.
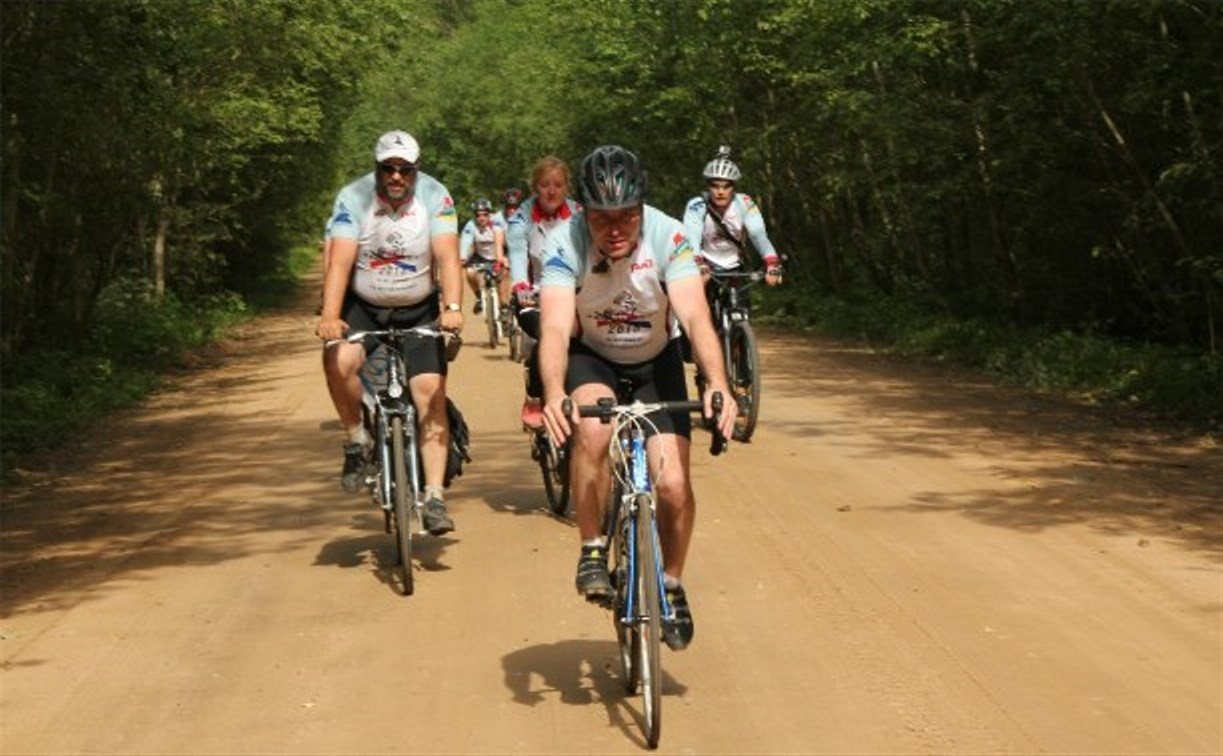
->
[577, 145, 647, 210]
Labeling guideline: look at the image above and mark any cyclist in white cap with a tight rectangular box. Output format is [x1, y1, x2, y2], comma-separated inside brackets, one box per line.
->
[317, 130, 463, 535]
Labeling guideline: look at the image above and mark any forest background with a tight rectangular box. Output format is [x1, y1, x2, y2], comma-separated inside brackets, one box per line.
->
[2, 0, 1220, 472]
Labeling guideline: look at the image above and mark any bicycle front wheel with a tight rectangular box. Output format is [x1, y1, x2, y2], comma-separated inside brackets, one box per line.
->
[729, 321, 761, 442]
[390, 416, 414, 596]
[636, 493, 662, 747]
[485, 288, 500, 349]
[539, 434, 570, 517]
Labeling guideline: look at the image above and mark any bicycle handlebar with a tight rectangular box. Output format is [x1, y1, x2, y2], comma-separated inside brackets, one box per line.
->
[709, 270, 765, 282]
[325, 326, 463, 361]
[563, 392, 727, 456]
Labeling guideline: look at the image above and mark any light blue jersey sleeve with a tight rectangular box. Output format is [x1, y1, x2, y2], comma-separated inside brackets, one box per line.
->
[327, 172, 457, 241]
[539, 213, 586, 290]
[736, 194, 779, 264]
[415, 172, 459, 237]
[644, 207, 700, 284]
[459, 219, 476, 262]
[681, 195, 708, 260]
[539, 207, 698, 290]
[327, 174, 376, 240]
[506, 201, 531, 288]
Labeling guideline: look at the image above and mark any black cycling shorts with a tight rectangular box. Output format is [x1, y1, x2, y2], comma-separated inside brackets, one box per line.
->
[464, 255, 495, 270]
[565, 339, 691, 439]
[342, 292, 446, 379]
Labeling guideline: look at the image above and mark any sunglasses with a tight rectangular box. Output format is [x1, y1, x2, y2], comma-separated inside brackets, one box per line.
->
[378, 162, 417, 177]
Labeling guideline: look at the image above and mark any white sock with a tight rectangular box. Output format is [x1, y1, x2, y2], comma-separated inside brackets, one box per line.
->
[663, 574, 682, 590]
[345, 424, 369, 447]
[582, 537, 607, 549]
[424, 485, 445, 502]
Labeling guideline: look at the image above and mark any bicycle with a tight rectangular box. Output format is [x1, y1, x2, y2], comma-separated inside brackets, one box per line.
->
[529, 415, 570, 517]
[696, 269, 763, 443]
[566, 389, 726, 748]
[471, 260, 505, 349]
[326, 325, 460, 597]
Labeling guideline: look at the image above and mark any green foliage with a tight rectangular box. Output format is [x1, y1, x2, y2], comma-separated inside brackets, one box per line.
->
[1, 281, 250, 474]
[3, 0, 1221, 473]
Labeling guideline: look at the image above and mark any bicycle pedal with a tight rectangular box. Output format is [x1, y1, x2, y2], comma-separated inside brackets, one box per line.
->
[585, 592, 615, 609]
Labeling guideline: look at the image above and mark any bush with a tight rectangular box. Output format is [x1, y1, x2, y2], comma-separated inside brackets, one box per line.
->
[1, 280, 250, 475]
[757, 288, 1222, 425]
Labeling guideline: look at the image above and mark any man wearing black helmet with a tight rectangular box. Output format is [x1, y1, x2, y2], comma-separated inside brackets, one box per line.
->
[495, 187, 524, 230]
[537, 145, 736, 651]
[459, 197, 507, 314]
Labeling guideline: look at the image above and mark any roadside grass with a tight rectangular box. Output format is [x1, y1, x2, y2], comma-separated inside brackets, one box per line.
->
[756, 287, 1223, 427]
[0, 244, 320, 479]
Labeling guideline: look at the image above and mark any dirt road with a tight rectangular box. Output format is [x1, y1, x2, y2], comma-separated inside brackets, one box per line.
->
[3, 290, 1220, 754]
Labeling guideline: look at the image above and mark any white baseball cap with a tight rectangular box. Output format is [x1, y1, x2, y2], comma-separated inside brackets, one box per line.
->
[375, 130, 420, 163]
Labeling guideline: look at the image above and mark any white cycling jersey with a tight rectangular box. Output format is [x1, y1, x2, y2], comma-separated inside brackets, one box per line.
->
[459, 218, 503, 263]
[682, 192, 779, 270]
[327, 171, 457, 307]
[507, 197, 581, 290]
[539, 205, 699, 364]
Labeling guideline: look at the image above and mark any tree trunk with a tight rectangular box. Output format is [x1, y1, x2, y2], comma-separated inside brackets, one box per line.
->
[153, 209, 169, 301]
[962, 9, 1018, 315]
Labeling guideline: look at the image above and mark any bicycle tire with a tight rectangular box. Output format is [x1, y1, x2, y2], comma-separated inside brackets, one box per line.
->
[603, 480, 638, 694]
[390, 416, 414, 596]
[509, 321, 521, 362]
[539, 434, 570, 517]
[729, 321, 761, 442]
[485, 287, 500, 349]
[636, 493, 662, 747]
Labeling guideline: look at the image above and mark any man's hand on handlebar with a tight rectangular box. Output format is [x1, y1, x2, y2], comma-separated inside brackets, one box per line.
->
[439, 308, 463, 333]
[316, 317, 349, 341]
[765, 264, 784, 286]
[543, 393, 574, 446]
[705, 381, 737, 444]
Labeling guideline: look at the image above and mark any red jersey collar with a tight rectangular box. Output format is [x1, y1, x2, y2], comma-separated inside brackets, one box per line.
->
[531, 200, 572, 223]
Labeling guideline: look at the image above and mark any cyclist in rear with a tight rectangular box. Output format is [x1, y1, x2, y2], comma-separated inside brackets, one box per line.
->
[459, 197, 508, 316]
[537, 145, 736, 651]
[682, 145, 784, 292]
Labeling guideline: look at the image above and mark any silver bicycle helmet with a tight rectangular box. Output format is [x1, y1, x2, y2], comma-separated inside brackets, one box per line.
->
[702, 144, 741, 182]
[472, 197, 493, 212]
[577, 145, 647, 210]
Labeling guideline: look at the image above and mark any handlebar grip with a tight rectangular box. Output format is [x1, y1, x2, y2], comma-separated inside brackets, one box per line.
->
[709, 392, 728, 456]
[561, 397, 573, 418]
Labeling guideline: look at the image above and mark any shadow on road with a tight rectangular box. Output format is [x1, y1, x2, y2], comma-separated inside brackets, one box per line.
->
[501, 638, 687, 749]
[760, 332, 1223, 559]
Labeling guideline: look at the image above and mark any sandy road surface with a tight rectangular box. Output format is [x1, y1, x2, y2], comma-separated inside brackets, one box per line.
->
[2, 290, 1221, 754]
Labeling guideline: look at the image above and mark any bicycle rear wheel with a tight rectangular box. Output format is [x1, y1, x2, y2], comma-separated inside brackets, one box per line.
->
[728, 321, 761, 442]
[636, 493, 662, 747]
[390, 416, 414, 596]
[539, 434, 570, 516]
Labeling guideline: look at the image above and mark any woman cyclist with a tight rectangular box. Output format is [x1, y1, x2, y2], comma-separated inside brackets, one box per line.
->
[506, 156, 582, 426]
